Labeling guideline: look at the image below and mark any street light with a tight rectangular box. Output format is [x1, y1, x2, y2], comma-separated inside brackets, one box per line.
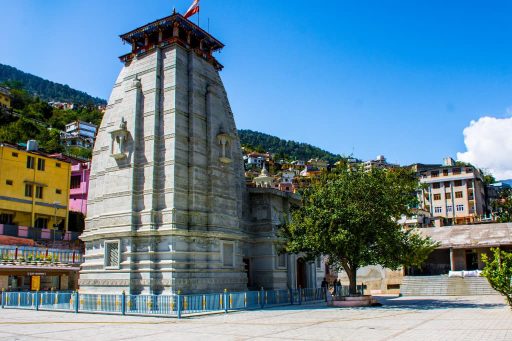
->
[53, 201, 60, 243]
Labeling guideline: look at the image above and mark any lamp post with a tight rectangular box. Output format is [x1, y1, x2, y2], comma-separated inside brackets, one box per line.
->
[53, 202, 60, 243]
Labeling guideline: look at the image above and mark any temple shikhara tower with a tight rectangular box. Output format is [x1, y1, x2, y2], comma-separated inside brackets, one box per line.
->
[79, 12, 325, 294]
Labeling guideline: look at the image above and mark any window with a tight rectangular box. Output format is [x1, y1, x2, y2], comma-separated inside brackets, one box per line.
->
[433, 194, 441, 200]
[70, 175, 81, 189]
[447, 205, 453, 213]
[455, 191, 463, 199]
[434, 207, 442, 213]
[0, 214, 13, 224]
[431, 171, 439, 177]
[277, 253, 287, 268]
[444, 181, 451, 187]
[56, 162, 61, 168]
[443, 169, 449, 176]
[56, 189, 62, 194]
[316, 256, 322, 269]
[222, 242, 234, 267]
[5, 180, 13, 186]
[454, 180, 462, 187]
[34, 217, 48, 229]
[26, 156, 35, 169]
[465, 168, 473, 173]
[37, 158, 45, 171]
[35, 186, 43, 199]
[433, 183, 440, 189]
[456, 205, 464, 212]
[24, 184, 33, 197]
[104, 240, 120, 269]
[453, 168, 461, 175]
[11, 152, 18, 157]
[445, 192, 451, 200]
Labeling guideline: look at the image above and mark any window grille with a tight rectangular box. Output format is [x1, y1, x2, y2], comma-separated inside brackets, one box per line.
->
[104, 241, 120, 268]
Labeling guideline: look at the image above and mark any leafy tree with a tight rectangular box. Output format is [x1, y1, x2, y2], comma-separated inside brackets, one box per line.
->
[38, 128, 65, 153]
[482, 248, 512, 308]
[0, 117, 42, 144]
[67, 147, 92, 159]
[492, 188, 512, 223]
[280, 166, 437, 295]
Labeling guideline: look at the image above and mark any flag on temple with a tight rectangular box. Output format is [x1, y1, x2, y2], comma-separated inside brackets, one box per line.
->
[184, 0, 200, 19]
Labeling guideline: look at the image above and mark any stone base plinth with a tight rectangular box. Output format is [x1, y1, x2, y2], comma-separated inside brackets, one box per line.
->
[329, 295, 378, 307]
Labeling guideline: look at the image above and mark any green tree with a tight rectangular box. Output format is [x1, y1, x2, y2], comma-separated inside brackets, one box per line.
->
[482, 248, 512, 307]
[491, 188, 512, 223]
[38, 128, 65, 153]
[280, 167, 437, 295]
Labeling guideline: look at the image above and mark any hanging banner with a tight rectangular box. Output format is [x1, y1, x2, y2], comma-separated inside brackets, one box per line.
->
[31, 276, 41, 291]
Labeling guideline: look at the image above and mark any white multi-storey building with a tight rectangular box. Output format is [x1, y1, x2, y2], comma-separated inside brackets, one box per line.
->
[419, 157, 487, 226]
[61, 121, 98, 149]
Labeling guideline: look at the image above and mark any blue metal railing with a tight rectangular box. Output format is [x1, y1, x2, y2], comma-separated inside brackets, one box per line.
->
[1, 287, 328, 318]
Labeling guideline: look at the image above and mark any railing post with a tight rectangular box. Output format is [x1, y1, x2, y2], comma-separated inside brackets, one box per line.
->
[121, 291, 126, 315]
[289, 288, 293, 305]
[260, 287, 265, 309]
[35, 291, 39, 311]
[223, 289, 228, 314]
[176, 290, 182, 319]
[298, 286, 302, 305]
[74, 291, 79, 313]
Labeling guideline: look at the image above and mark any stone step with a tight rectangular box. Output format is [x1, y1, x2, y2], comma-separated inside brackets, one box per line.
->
[400, 276, 497, 296]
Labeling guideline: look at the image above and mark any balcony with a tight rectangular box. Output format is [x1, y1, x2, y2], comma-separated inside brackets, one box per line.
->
[0, 224, 81, 243]
[0, 245, 83, 265]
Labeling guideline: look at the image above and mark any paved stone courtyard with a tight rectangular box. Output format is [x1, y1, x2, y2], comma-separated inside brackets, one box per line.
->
[0, 295, 510, 340]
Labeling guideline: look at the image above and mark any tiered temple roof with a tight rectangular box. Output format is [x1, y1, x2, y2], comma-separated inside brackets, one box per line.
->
[119, 12, 224, 70]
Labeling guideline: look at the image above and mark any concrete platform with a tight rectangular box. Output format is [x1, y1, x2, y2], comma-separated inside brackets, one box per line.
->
[0, 295, 510, 340]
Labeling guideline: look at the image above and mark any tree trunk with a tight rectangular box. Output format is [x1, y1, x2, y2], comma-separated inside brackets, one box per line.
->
[341, 260, 358, 296]
[348, 268, 357, 296]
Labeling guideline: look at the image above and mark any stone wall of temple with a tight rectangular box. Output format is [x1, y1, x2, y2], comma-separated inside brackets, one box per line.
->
[80, 42, 248, 294]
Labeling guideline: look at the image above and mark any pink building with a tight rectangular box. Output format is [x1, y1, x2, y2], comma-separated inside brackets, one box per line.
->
[69, 160, 90, 216]
[49, 154, 90, 216]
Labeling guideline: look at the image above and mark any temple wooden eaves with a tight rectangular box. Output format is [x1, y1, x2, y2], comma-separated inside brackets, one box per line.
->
[119, 13, 224, 70]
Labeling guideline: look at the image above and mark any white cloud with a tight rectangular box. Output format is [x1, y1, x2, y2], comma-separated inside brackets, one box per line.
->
[457, 115, 512, 180]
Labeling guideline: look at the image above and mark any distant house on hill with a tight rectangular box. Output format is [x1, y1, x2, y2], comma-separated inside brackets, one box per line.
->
[60, 120, 97, 149]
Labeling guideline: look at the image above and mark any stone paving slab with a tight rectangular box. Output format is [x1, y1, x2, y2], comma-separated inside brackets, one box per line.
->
[0, 295, 510, 340]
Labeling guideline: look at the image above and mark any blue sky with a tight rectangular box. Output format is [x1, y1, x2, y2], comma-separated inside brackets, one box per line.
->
[2, 1, 512, 173]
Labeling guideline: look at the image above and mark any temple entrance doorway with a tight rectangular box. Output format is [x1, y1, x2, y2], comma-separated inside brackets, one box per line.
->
[297, 257, 307, 288]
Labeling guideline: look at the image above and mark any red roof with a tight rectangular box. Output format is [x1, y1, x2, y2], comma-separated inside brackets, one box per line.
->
[0, 236, 40, 247]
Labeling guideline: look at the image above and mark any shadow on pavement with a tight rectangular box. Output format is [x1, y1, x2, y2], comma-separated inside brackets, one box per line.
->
[255, 296, 506, 312]
[372, 296, 506, 310]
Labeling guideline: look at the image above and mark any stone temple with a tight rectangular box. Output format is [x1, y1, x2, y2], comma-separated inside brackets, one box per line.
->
[79, 12, 326, 294]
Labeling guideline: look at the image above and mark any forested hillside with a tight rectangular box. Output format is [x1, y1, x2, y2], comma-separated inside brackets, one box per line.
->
[0, 63, 106, 106]
[238, 129, 344, 164]
[0, 86, 103, 159]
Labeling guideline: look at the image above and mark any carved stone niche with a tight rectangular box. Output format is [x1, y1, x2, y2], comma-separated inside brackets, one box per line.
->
[216, 132, 232, 164]
[108, 117, 129, 160]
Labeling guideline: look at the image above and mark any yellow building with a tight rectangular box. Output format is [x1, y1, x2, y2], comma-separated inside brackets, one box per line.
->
[0, 143, 71, 230]
[0, 87, 11, 109]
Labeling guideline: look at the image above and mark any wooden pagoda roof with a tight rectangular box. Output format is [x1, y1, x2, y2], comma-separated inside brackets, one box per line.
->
[119, 12, 224, 52]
